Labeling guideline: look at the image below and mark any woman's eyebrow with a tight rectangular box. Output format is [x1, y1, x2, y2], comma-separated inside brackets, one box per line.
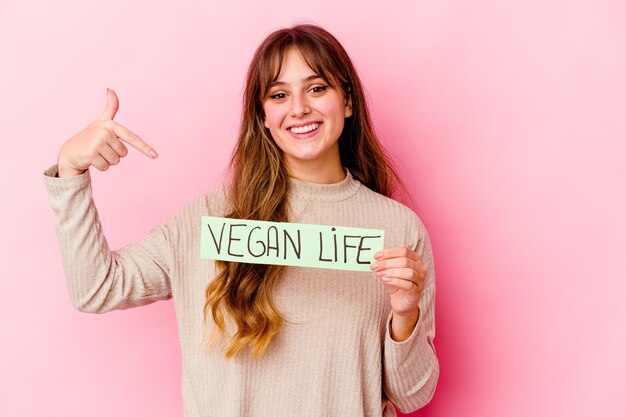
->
[270, 74, 323, 87]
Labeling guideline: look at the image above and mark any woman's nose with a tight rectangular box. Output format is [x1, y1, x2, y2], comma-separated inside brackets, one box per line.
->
[290, 93, 311, 117]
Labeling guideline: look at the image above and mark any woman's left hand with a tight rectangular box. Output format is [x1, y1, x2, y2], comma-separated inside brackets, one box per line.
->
[370, 246, 427, 318]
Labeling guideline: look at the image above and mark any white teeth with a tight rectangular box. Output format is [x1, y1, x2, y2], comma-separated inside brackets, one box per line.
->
[289, 122, 319, 134]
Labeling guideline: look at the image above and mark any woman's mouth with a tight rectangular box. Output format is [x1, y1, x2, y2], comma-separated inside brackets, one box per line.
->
[287, 122, 321, 139]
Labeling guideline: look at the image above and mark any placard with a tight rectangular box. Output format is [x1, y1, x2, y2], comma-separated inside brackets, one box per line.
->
[200, 216, 385, 272]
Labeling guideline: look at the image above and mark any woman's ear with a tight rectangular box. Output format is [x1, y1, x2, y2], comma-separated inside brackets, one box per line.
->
[264, 119, 269, 128]
[344, 94, 353, 118]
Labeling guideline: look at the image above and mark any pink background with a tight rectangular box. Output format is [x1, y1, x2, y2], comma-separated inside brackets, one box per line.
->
[1, 1, 625, 416]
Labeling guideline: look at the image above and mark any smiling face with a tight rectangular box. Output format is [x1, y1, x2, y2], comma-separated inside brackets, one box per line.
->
[262, 47, 353, 180]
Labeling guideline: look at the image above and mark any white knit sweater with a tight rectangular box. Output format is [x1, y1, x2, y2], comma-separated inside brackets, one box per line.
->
[43, 164, 439, 417]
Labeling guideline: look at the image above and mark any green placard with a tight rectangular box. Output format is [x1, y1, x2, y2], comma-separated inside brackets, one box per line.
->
[200, 216, 385, 272]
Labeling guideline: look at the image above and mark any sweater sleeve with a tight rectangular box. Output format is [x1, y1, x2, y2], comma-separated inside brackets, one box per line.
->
[43, 164, 175, 314]
[382, 216, 440, 413]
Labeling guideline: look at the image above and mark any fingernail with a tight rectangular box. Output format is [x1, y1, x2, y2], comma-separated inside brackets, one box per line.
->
[374, 251, 383, 259]
[376, 271, 385, 277]
[382, 277, 392, 282]
[150, 150, 159, 158]
[370, 262, 379, 270]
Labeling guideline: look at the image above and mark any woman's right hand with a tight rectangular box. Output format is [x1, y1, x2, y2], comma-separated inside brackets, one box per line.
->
[57, 88, 158, 177]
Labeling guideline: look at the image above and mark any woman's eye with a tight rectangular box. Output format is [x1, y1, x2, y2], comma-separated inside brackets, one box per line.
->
[310, 85, 328, 93]
[268, 86, 327, 100]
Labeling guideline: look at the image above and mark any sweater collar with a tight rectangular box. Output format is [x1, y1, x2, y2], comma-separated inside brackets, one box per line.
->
[287, 168, 362, 202]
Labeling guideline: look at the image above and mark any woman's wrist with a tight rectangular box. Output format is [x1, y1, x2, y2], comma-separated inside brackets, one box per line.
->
[57, 164, 86, 177]
[390, 309, 420, 342]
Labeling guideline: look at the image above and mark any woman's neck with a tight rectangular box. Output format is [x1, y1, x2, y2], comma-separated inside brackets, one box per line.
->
[285, 160, 346, 184]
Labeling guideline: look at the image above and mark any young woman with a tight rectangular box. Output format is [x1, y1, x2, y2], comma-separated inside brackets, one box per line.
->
[44, 24, 439, 417]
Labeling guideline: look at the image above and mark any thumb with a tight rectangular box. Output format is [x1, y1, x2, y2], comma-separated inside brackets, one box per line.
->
[97, 88, 119, 121]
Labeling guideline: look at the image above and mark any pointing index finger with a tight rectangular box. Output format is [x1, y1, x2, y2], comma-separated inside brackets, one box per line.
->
[113, 122, 158, 159]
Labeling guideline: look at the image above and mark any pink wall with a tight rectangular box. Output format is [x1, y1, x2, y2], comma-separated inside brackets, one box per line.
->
[1, 1, 624, 416]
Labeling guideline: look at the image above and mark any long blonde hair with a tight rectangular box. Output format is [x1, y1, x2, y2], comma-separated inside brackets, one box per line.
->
[203, 24, 405, 359]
